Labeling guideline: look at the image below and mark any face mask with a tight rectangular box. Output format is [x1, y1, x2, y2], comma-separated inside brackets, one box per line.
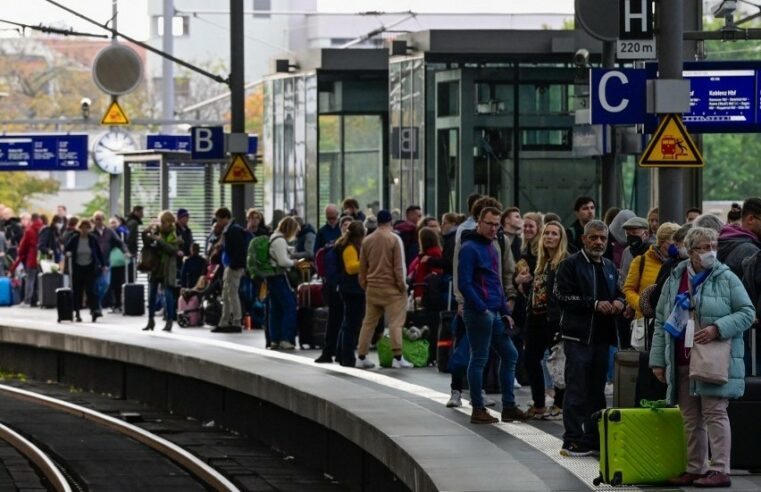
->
[678, 246, 688, 259]
[55, 223, 63, 231]
[699, 250, 717, 269]
[626, 235, 643, 250]
[667, 243, 679, 258]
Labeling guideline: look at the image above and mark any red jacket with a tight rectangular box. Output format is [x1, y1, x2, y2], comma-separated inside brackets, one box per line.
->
[10, 218, 43, 273]
[409, 246, 443, 298]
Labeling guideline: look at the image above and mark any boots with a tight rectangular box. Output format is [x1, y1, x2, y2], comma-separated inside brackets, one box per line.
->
[162, 320, 173, 332]
[142, 318, 155, 331]
[470, 407, 498, 425]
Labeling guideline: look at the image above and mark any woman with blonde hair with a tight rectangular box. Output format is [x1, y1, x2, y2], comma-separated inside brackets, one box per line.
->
[525, 221, 568, 419]
[267, 216, 301, 349]
[142, 210, 183, 332]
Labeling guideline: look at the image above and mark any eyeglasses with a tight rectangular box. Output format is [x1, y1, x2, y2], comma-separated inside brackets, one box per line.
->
[692, 243, 718, 253]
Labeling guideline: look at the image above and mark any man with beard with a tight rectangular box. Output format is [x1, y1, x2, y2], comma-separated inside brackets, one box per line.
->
[554, 220, 624, 456]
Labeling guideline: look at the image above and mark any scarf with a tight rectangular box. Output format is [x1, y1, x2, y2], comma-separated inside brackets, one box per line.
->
[663, 265, 709, 338]
[158, 229, 177, 273]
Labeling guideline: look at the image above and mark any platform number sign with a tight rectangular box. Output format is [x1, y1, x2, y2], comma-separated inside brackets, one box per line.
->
[617, 0, 656, 60]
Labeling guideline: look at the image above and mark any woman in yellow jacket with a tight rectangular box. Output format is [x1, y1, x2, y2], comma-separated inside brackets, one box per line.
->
[624, 222, 681, 343]
[335, 221, 367, 367]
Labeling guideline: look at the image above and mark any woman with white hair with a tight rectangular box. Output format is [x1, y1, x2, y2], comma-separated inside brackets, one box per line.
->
[650, 227, 754, 487]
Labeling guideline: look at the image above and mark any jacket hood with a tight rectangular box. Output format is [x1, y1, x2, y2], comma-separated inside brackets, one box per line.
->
[719, 223, 758, 243]
[609, 209, 636, 245]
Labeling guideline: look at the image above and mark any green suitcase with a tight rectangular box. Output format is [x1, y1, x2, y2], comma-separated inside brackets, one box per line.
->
[593, 407, 687, 487]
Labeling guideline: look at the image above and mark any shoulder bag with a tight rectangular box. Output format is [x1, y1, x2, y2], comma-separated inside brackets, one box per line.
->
[688, 284, 731, 385]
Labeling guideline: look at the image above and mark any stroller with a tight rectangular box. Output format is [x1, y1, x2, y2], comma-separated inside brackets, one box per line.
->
[178, 262, 224, 328]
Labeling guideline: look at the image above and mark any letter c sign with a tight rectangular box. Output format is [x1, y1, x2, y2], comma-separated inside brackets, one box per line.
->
[599, 71, 629, 113]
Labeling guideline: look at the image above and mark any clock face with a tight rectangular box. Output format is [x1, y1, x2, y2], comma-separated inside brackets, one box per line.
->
[92, 129, 137, 174]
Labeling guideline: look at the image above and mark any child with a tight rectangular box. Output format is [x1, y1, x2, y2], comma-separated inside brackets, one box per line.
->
[180, 243, 207, 290]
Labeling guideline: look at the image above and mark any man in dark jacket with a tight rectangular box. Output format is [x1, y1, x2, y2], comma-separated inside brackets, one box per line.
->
[718, 197, 761, 278]
[554, 220, 624, 457]
[125, 206, 144, 257]
[394, 205, 422, 267]
[214, 207, 247, 333]
[458, 206, 528, 425]
[314, 204, 340, 254]
[566, 196, 596, 253]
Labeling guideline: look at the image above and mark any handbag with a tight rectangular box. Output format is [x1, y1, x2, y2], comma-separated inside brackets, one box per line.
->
[630, 318, 646, 351]
[687, 290, 731, 384]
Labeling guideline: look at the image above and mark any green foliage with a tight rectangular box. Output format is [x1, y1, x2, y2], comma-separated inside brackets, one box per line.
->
[80, 169, 109, 217]
[0, 173, 59, 211]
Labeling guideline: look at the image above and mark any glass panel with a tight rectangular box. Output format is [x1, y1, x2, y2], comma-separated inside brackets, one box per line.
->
[519, 84, 572, 114]
[473, 128, 514, 206]
[437, 81, 459, 117]
[262, 79, 273, 222]
[272, 79, 284, 215]
[388, 61, 403, 213]
[437, 129, 459, 213]
[282, 77, 295, 213]
[344, 115, 383, 217]
[318, 115, 342, 215]
[305, 75, 318, 227]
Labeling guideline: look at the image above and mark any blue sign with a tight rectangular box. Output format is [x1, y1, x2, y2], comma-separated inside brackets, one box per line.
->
[683, 69, 756, 130]
[146, 134, 192, 152]
[0, 134, 88, 171]
[149, 133, 259, 155]
[590, 68, 648, 125]
[190, 126, 224, 160]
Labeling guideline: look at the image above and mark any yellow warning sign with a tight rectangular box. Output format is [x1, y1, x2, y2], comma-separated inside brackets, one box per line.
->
[639, 113, 704, 168]
[220, 154, 256, 184]
[101, 100, 129, 125]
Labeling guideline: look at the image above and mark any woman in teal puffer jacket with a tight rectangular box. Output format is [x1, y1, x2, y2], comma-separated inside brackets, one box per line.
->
[650, 227, 754, 488]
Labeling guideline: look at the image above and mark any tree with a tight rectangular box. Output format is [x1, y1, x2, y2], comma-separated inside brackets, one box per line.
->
[0, 173, 59, 211]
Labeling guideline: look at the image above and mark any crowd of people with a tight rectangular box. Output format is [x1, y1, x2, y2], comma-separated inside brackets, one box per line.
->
[3, 194, 759, 487]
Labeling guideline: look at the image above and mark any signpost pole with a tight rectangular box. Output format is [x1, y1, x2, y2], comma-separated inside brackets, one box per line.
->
[108, 0, 120, 219]
[600, 41, 620, 211]
[657, 0, 685, 223]
[230, 0, 246, 223]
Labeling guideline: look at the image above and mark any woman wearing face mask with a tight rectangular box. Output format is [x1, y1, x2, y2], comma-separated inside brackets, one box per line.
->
[646, 224, 692, 311]
[650, 227, 754, 488]
[142, 211, 183, 332]
[624, 222, 681, 345]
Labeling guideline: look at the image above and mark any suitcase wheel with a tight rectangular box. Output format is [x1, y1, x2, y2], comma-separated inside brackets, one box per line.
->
[610, 472, 622, 486]
[177, 315, 189, 328]
[592, 475, 602, 486]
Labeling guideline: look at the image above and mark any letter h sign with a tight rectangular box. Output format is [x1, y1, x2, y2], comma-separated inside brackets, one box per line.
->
[619, 0, 653, 40]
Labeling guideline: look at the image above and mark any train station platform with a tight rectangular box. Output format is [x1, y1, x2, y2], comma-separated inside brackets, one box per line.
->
[0, 306, 757, 492]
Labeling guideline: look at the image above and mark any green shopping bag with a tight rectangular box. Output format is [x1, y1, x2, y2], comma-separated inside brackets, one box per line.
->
[377, 336, 394, 368]
[377, 336, 430, 368]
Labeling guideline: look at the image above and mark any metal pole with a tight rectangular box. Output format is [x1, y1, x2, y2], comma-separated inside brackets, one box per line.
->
[162, 0, 175, 130]
[230, 0, 246, 223]
[600, 41, 619, 212]
[657, 0, 685, 223]
[108, 0, 120, 219]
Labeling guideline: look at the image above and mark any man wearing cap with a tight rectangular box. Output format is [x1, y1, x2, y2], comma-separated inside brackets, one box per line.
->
[176, 208, 193, 261]
[619, 216, 651, 290]
[355, 210, 414, 369]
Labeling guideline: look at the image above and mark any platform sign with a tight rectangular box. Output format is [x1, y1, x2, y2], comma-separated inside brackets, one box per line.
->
[590, 69, 648, 124]
[617, 0, 655, 60]
[220, 154, 256, 184]
[190, 126, 224, 160]
[0, 134, 88, 171]
[639, 114, 704, 167]
[148, 134, 258, 154]
[683, 69, 755, 127]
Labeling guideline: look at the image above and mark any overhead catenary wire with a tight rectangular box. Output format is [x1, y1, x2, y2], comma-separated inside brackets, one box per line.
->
[0, 18, 108, 38]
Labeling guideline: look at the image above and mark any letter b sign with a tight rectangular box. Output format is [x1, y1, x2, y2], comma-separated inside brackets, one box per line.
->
[191, 126, 224, 160]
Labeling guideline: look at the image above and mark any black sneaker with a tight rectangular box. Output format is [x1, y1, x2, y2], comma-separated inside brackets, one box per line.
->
[560, 442, 593, 457]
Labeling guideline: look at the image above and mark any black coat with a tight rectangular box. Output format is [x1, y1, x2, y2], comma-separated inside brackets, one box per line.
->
[223, 223, 247, 270]
[64, 233, 106, 273]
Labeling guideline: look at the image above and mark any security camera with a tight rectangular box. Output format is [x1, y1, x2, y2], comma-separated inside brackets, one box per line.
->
[574, 49, 590, 68]
[80, 97, 91, 119]
[712, 0, 737, 18]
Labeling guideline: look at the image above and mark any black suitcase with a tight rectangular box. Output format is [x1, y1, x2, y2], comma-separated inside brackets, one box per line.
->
[204, 298, 222, 327]
[729, 326, 760, 471]
[38, 272, 63, 308]
[437, 311, 456, 373]
[56, 255, 74, 322]
[122, 261, 145, 316]
[312, 307, 328, 348]
[634, 350, 667, 405]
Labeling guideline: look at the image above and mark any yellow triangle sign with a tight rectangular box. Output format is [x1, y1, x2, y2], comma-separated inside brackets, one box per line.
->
[639, 113, 704, 168]
[220, 154, 256, 184]
[101, 100, 130, 125]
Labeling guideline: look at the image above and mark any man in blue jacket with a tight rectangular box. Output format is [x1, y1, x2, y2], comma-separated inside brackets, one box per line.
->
[458, 206, 528, 424]
[214, 207, 247, 333]
[554, 220, 624, 457]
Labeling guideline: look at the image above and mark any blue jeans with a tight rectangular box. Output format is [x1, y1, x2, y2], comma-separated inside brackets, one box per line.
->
[267, 275, 296, 344]
[336, 291, 365, 366]
[96, 266, 111, 308]
[148, 280, 175, 322]
[462, 308, 518, 409]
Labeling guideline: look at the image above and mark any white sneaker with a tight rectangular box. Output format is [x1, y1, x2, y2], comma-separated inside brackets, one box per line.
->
[605, 382, 614, 396]
[279, 341, 295, 350]
[483, 391, 497, 407]
[355, 358, 375, 369]
[392, 356, 414, 368]
[446, 390, 463, 408]
[514, 380, 522, 389]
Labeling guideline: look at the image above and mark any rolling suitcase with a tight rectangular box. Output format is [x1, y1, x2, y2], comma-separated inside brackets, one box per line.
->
[37, 272, 63, 308]
[0, 277, 12, 306]
[437, 311, 456, 373]
[56, 254, 74, 323]
[297, 269, 321, 349]
[122, 260, 145, 316]
[613, 350, 640, 408]
[729, 325, 761, 470]
[593, 407, 686, 486]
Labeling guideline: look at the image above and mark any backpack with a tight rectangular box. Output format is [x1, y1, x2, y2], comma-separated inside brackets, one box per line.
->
[247, 235, 284, 278]
[315, 242, 340, 282]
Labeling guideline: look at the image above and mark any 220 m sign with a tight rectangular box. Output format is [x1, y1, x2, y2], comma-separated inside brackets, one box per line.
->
[617, 39, 656, 60]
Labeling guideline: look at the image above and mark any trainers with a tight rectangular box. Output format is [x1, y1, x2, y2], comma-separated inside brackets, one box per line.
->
[470, 407, 498, 425]
[501, 405, 529, 422]
[446, 390, 463, 408]
[668, 472, 707, 486]
[542, 405, 562, 420]
[392, 356, 414, 368]
[693, 471, 731, 488]
[279, 341, 295, 350]
[560, 442, 593, 457]
[314, 354, 333, 363]
[482, 391, 497, 407]
[514, 380, 522, 389]
[268, 342, 279, 350]
[525, 404, 546, 419]
[355, 358, 375, 369]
